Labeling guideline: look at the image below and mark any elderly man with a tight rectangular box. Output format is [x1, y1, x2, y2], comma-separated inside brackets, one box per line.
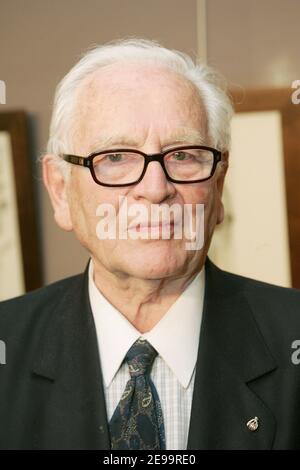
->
[0, 39, 300, 450]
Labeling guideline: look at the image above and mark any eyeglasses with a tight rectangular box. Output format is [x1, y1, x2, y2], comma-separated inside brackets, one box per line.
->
[61, 145, 222, 187]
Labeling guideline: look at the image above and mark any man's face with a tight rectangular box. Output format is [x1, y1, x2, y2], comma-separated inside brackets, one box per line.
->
[61, 63, 226, 280]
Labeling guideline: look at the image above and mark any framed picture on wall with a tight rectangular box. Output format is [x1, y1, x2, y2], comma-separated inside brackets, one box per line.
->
[209, 88, 300, 289]
[0, 111, 42, 300]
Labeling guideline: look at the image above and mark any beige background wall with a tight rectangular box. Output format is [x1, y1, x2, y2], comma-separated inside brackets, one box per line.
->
[206, 0, 300, 87]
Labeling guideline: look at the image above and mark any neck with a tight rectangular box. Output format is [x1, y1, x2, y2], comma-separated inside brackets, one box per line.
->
[90, 259, 202, 333]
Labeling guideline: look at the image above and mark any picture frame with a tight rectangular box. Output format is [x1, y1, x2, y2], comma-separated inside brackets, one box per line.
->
[232, 88, 300, 288]
[210, 88, 300, 289]
[0, 111, 42, 300]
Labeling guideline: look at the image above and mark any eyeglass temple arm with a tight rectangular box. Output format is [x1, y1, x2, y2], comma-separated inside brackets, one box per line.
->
[62, 154, 92, 167]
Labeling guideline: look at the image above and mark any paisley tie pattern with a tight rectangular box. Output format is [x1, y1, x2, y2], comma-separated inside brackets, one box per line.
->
[109, 338, 166, 450]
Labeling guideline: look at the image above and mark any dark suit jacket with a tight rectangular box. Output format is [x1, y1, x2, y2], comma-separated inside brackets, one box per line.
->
[0, 258, 300, 449]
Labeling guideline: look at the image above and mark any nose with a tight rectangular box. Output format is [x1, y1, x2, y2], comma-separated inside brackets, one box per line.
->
[131, 159, 176, 203]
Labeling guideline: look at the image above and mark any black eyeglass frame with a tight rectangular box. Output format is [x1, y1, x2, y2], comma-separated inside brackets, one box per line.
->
[61, 145, 223, 187]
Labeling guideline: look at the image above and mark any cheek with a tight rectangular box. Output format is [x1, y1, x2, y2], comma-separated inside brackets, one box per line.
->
[69, 170, 132, 241]
[67, 171, 102, 236]
[176, 183, 211, 206]
[177, 183, 219, 235]
[203, 183, 221, 235]
[69, 173, 96, 219]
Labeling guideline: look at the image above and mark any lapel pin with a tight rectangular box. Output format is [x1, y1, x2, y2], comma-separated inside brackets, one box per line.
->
[246, 416, 259, 432]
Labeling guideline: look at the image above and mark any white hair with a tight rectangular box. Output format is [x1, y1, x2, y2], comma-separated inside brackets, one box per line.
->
[46, 38, 233, 175]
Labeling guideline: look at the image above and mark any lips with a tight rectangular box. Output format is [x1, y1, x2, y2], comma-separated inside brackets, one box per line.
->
[126, 220, 180, 240]
[128, 221, 174, 231]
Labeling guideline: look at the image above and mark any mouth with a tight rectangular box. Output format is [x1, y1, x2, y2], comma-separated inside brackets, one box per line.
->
[127, 220, 177, 237]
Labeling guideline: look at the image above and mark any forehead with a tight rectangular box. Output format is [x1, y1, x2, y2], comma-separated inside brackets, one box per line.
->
[74, 62, 207, 151]
[79, 61, 200, 96]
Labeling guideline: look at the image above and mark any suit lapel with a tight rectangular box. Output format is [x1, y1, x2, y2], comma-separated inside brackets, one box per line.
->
[31, 263, 111, 449]
[187, 259, 277, 449]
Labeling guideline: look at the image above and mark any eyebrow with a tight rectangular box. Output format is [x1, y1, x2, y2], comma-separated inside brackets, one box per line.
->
[163, 129, 206, 147]
[88, 134, 141, 152]
[88, 128, 206, 153]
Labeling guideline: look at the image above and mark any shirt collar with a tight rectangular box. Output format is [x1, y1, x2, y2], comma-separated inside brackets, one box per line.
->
[88, 260, 205, 389]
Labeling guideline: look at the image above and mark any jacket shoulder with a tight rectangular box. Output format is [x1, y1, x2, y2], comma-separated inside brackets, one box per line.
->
[208, 261, 300, 355]
[216, 263, 300, 314]
[0, 273, 84, 336]
[222, 266, 300, 309]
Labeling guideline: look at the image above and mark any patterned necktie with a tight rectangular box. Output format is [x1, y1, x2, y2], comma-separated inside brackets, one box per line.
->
[109, 338, 166, 450]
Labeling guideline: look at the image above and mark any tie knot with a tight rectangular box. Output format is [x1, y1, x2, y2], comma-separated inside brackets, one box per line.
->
[125, 338, 158, 377]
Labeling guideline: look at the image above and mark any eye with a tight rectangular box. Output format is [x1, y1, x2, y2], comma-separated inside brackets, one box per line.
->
[106, 153, 123, 162]
[171, 151, 191, 161]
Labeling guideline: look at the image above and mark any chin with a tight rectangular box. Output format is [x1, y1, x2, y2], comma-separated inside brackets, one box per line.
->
[120, 242, 190, 280]
[127, 264, 180, 280]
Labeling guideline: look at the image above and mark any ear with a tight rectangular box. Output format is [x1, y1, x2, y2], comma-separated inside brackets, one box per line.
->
[42, 155, 73, 232]
[216, 151, 229, 225]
